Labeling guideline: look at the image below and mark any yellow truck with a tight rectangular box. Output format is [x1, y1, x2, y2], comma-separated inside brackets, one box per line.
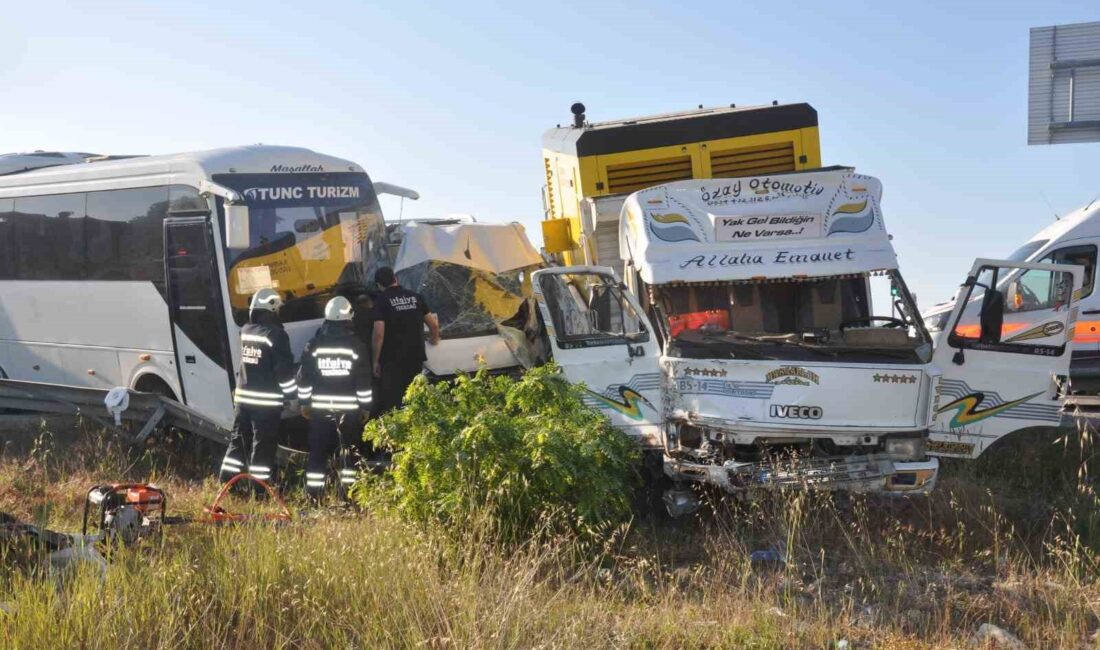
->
[540, 101, 822, 278]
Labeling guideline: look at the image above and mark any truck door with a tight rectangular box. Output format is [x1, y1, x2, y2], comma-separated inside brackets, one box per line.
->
[164, 217, 235, 426]
[531, 266, 664, 448]
[930, 258, 1082, 458]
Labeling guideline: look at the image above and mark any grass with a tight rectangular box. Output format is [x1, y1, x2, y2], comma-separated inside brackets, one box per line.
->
[1, 417, 1098, 649]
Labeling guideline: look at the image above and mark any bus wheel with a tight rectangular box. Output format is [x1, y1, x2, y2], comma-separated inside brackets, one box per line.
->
[134, 375, 176, 400]
[131, 376, 179, 448]
[134, 377, 222, 471]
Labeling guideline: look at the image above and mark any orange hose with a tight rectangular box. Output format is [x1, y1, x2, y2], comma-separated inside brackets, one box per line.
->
[203, 474, 292, 524]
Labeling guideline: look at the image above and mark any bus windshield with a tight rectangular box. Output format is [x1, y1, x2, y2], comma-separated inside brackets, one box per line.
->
[213, 172, 388, 325]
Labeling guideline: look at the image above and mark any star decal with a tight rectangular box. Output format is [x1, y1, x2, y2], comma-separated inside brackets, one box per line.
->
[873, 373, 918, 385]
[683, 367, 728, 378]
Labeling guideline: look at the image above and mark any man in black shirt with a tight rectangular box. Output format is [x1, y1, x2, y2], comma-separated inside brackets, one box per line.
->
[371, 266, 440, 415]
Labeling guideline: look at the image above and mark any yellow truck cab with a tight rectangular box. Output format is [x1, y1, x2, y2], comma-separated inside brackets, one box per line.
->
[540, 101, 821, 276]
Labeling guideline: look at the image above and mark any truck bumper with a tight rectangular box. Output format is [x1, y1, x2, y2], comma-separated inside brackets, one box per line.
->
[664, 454, 939, 495]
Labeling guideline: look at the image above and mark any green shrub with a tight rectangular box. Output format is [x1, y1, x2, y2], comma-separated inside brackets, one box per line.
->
[359, 364, 639, 540]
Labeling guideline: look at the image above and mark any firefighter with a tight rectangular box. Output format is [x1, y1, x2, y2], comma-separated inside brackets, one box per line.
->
[371, 266, 440, 416]
[296, 296, 372, 502]
[219, 288, 296, 485]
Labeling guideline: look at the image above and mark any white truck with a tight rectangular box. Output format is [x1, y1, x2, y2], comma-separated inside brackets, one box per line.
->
[530, 167, 1082, 500]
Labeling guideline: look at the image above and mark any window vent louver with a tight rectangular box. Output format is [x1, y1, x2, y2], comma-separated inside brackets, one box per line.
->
[710, 141, 796, 178]
[605, 155, 693, 194]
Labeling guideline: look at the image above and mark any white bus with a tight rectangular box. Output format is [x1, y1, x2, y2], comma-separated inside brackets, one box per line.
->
[0, 145, 392, 429]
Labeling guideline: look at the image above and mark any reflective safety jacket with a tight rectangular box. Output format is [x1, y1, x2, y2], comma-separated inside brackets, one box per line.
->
[234, 311, 297, 409]
[296, 322, 372, 412]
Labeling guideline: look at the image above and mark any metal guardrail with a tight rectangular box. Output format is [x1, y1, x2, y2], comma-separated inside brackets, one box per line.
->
[1060, 396, 1100, 425]
[0, 379, 230, 445]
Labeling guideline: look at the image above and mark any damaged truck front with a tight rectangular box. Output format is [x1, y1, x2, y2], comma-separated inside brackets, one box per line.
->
[532, 167, 1082, 504]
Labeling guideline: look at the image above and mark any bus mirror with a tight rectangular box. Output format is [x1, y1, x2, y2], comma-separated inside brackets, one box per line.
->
[225, 204, 251, 249]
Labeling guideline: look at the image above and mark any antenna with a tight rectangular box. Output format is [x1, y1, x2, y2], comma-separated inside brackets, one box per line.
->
[1039, 191, 1060, 220]
[1085, 190, 1100, 212]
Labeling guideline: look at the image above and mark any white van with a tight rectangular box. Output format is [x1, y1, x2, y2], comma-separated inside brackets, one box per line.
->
[533, 167, 1082, 494]
[922, 198, 1099, 457]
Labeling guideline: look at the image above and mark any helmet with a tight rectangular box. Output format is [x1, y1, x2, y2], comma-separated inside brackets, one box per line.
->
[324, 296, 354, 322]
[250, 289, 283, 314]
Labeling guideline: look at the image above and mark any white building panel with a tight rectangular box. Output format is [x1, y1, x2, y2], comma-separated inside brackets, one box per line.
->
[1029, 21, 1100, 145]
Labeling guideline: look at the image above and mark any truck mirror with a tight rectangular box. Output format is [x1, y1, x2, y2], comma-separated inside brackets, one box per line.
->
[1005, 280, 1023, 311]
[979, 288, 1005, 343]
[224, 203, 251, 250]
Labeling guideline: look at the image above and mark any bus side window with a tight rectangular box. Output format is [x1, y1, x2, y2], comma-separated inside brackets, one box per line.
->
[13, 193, 87, 280]
[0, 198, 13, 279]
[86, 187, 171, 287]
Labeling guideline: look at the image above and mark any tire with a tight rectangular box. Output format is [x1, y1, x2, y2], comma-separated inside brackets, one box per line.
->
[130, 375, 178, 446]
[134, 375, 176, 400]
[974, 425, 1082, 491]
[132, 375, 226, 473]
[634, 449, 676, 521]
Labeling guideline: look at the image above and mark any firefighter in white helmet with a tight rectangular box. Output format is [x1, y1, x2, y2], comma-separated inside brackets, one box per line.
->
[219, 288, 296, 486]
[296, 295, 372, 502]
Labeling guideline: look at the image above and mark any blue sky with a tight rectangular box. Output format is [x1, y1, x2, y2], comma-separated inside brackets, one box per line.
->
[1, 1, 1096, 306]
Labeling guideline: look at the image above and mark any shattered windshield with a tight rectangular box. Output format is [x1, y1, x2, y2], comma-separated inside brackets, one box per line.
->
[658, 271, 931, 363]
[397, 262, 535, 339]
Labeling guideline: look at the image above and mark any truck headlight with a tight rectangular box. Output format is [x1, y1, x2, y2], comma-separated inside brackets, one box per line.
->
[884, 435, 925, 460]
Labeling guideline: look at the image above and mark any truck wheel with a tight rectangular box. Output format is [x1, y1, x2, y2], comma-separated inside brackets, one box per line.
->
[634, 449, 675, 520]
[975, 426, 1082, 491]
